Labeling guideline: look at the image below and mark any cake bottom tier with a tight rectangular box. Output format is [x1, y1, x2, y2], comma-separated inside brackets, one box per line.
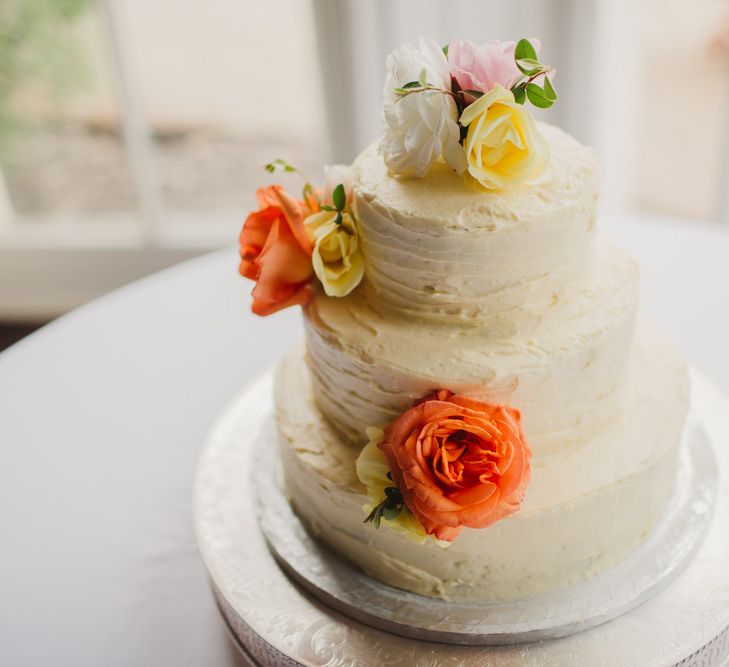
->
[274, 322, 689, 600]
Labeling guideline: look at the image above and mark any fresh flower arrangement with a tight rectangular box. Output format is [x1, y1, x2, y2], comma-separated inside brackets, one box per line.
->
[381, 37, 556, 189]
[238, 162, 364, 315]
[239, 35, 556, 319]
[356, 390, 532, 543]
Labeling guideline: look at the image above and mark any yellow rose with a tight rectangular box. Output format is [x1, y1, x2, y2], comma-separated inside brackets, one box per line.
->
[305, 209, 365, 297]
[459, 84, 549, 190]
[355, 427, 449, 547]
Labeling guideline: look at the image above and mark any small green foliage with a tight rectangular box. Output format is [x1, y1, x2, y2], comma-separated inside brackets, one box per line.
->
[516, 57, 544, 76]
[364, 485, 405, 529]
[264, 158, 296, 174]
[332, 183, 346, 212]
[515, 38, 538, 61]
[382, 505, 402, 520]
[510, 39, 557, 111]
[320, 204, 336, 212]
[525, 82, 553, 108]
[512, 83, 527, 105]
[393, 83, 421, 95]
[543, 76, 558, 101]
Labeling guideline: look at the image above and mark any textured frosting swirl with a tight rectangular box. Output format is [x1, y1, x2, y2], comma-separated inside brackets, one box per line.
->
[276, 323, 689, 599]
[304, 241, 638, 455]
[353, 123, 598, 324]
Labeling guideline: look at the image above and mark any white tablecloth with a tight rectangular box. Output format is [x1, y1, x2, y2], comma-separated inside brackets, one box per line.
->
[1, 214, 727, 666]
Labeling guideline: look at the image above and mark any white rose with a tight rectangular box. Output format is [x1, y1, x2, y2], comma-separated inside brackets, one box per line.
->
[380, 37, 466, 178]
[305, 210, 365, 297]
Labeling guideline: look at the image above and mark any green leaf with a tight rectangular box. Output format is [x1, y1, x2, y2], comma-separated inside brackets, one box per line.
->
[516, 57, 542, 76]
[332, 183, 346, 211]
[334, 211, 343, 226]
[364, 504, 384, 529]
[401, 80, 421, 90]
[515, 38, 537, 62]
[543, 76, 558, 101]
[382, 504, 403, 520]
[364, 485, 405, 529]
[264, 158, 297, 174]
[442, 43, 449, 57]
[526, 83, 553, 109]
[320, 204, 336, 212]
[512, 84, 526, 104]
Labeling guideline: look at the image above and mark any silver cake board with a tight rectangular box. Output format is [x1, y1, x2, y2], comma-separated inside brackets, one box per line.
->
[194, 369, 729, 666]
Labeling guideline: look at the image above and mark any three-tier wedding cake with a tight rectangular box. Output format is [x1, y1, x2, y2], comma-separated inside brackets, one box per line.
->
[238, 37, 689, 601]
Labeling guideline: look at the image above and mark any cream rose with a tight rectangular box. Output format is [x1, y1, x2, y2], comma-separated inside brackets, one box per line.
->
[305, 209, 365, 297]
[356, 428, 449, 546]
[459, 84, 549, 190]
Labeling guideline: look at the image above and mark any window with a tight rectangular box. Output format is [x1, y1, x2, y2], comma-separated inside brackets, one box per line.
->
[2, 0, 726, 321]
[0, 0, 326, 319]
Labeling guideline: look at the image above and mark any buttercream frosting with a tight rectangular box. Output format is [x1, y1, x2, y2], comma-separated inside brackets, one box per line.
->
[304, 241, 638, 455]
[353, 123, 598, 325]
[275, 323, 689, 599]
[270, 120, 689, 602]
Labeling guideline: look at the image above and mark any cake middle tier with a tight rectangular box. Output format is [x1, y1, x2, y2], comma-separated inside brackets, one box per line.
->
[304, 241, 638, 455]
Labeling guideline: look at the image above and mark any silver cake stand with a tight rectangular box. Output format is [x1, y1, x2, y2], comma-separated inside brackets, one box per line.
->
[194, 369, 729, 666]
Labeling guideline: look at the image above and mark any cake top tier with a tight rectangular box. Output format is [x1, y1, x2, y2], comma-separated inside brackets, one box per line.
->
[351, 123, 599, 325]
[356, 123, 596, 230]
[237, 36, 595, 320]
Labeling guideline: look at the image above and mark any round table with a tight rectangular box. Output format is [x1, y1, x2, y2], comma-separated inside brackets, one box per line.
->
[1, 213, 728, 666]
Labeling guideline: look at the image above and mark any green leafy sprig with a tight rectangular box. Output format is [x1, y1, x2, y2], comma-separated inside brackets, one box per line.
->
[264, 158, 297, 174]
[364, 481, 405, 529]
[392, 67, 431, 96]
[510, 38, 557, 109]
[320, 183, 346, 225]
[263, 159, 319, 209]
[393, 38, 557, 114]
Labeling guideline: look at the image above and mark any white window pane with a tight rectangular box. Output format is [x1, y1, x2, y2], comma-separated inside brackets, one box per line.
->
[0, 1, 138, 219]
[112, 0, 328, 218]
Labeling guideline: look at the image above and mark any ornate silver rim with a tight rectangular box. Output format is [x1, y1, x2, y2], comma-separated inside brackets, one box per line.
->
[255, 411, 718, 646]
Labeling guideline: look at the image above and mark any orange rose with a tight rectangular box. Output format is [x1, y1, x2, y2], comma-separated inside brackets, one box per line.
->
[378, 390, 531, 541]
[239, 185, 316, 316]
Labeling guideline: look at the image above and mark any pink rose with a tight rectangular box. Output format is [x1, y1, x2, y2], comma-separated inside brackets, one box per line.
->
[448, 38, 541, 96]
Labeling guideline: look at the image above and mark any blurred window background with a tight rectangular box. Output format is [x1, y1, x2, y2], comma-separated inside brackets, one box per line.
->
[1, 0, 728, 338]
